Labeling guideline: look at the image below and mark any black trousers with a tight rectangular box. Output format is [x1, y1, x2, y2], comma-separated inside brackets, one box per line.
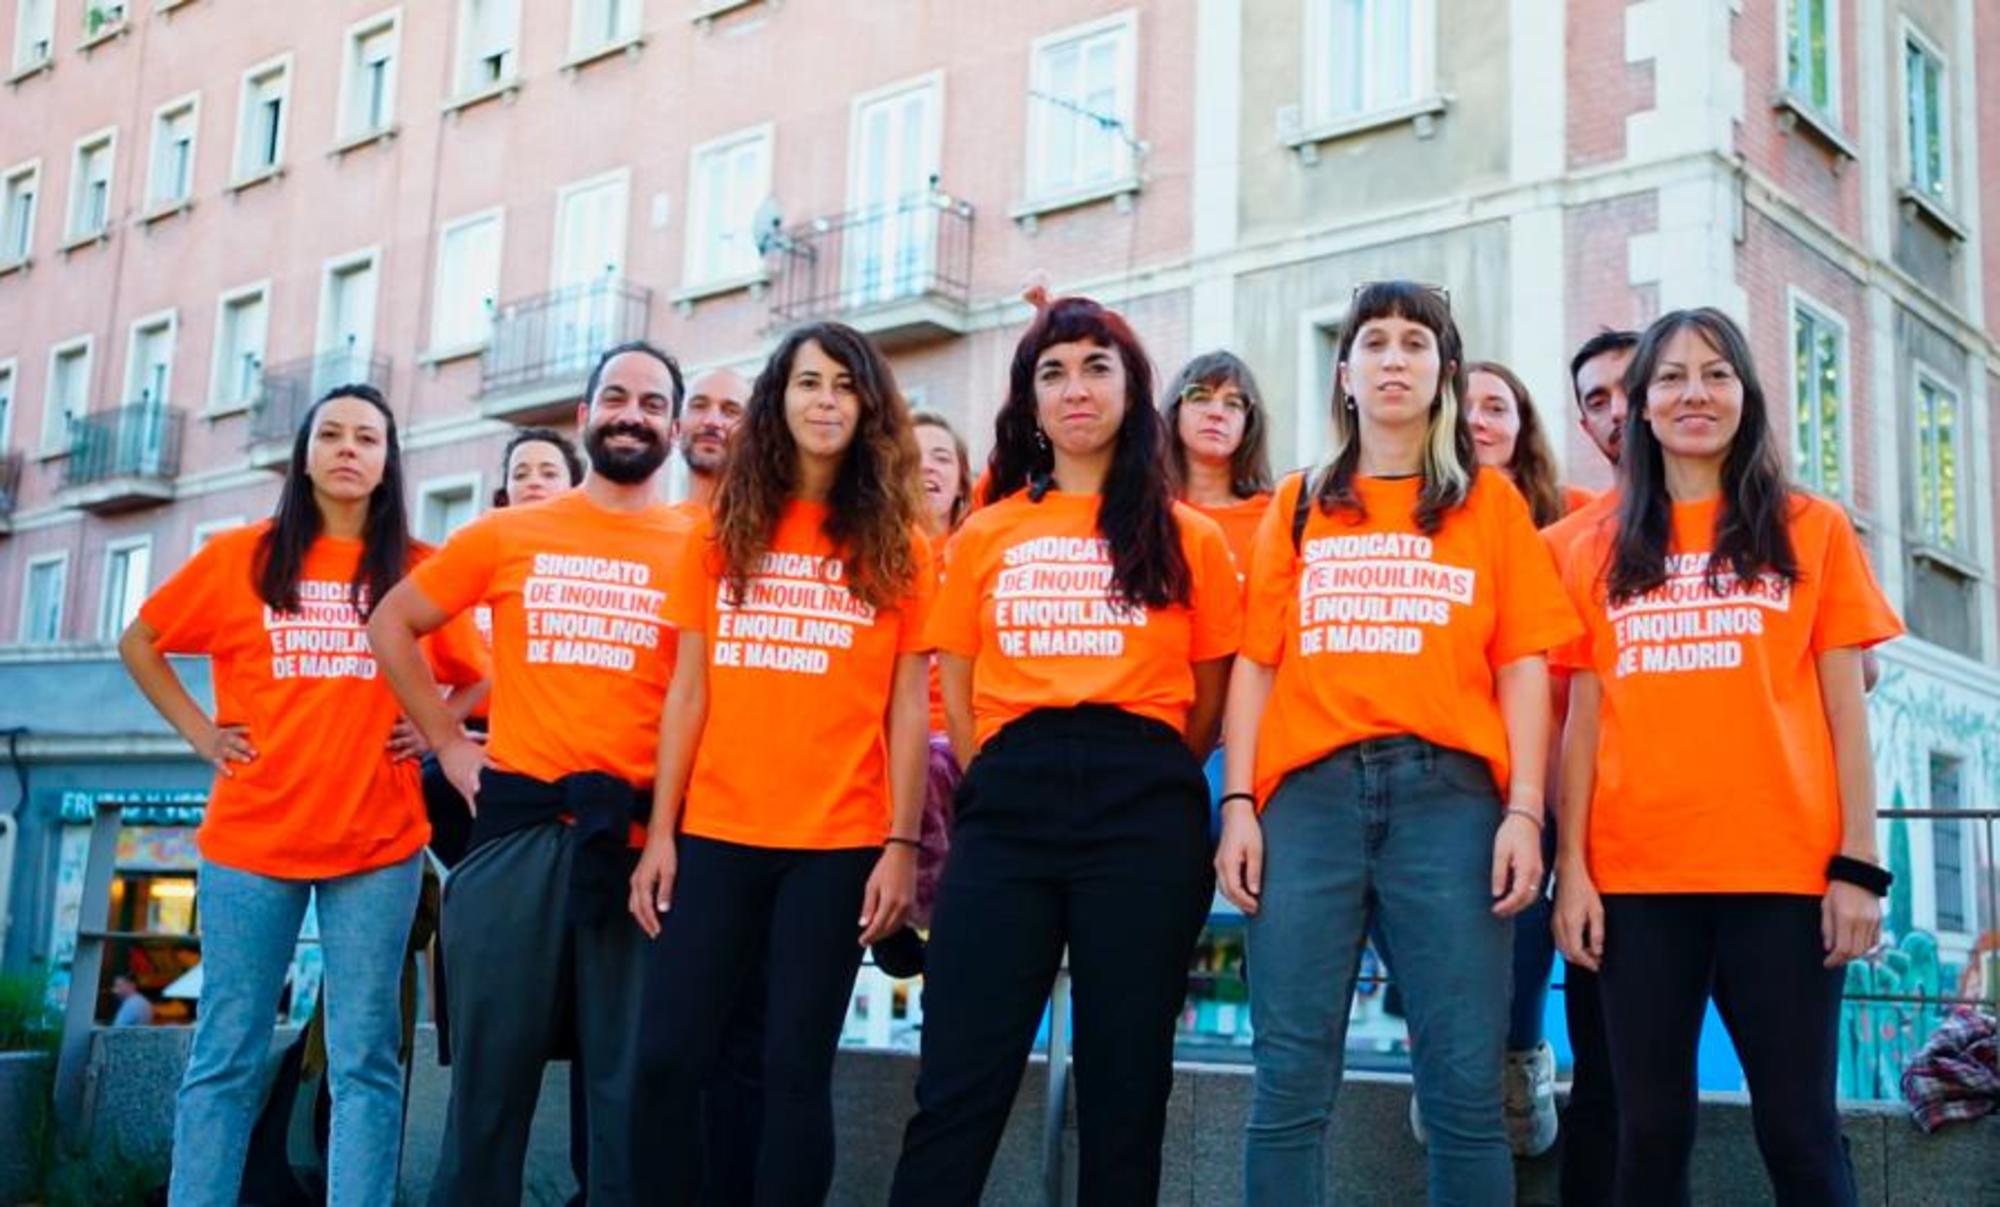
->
[1597, 894, 1854, 1207]
[1559, 961, 1618, 1207]
[630, 836, 875, 1206]
[889, 706, 1214, 1207]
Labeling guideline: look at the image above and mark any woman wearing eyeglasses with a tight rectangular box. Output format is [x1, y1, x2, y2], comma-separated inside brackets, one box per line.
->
[1163, 352, 1276, 584]
[1213, 281, 1580, 1205]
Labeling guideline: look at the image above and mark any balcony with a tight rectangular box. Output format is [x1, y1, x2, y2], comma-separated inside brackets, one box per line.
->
[0, 449, 20, 533]
[249, 348, 393, 470]
[478, 278, 651, 424]
[57, 401, 183, 513]
[768, 186, 974, 349]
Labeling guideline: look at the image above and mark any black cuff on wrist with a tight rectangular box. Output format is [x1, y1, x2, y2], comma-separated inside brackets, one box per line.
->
[1827, 854, 1892, 897]
[1218, 791, 1257, 811]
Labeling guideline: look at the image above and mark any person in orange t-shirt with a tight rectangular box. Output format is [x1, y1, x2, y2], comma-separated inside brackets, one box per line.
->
[625, 322, 933, 1205]
[1213, 282, 1579, 1206]
[1551, 310, 1901, 1206]
[1162, 349, 1277, 583]
[120, 385, 487, 1207]
[889, 297, 1243, 1206]
[910, 409, 975, 927]
[369, 342, 694, 1207]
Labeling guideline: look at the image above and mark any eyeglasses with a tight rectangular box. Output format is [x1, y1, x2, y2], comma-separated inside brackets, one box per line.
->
[1349, 280, 1452, 311]
[1179, 384, 1253, 414]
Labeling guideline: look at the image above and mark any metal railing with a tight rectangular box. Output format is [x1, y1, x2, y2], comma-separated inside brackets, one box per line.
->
[0, 448, 22, 520]
[768, 186, 975, 326]
[479, 277, 651, 400]
[61, 400, 184, 488]
[252, 348, 393, 447]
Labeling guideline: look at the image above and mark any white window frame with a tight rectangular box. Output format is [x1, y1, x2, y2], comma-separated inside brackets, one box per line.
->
[1780, 0, 1841, 122]
[233, 53, 293, 183]
[317, 246, 382, 359]
[1899, 19, 1951, 205]
[2, 158, 40, 266]
[208, 279, 270, 415]
[96, 535, 151, 643]
[429, 207, 504, 354]
[1024, 11, 1139, 203]
[191, 514, 245, 550]
[416, 472, 484, 545]
[1910, 362, 1964, 554]
[20, 550, 68, 644]
[42, 334, 92, 455]
[681, 124, 772, 291]
[1301, 0, 1438, 130]
[65, 126, 116, 244]
[453, 0, 520, 97]
[12, 0, 55, 73]
[0, 355, 17, 449]
[550, 167, 630, 289]
[124, 308, 178, 406]
[1923, 746, 1975, 935]
[336, 9, 402, 142]
[1785, 288, 1850, 502]
[569, 0, 640, 58]
[145, 92, 200, 211]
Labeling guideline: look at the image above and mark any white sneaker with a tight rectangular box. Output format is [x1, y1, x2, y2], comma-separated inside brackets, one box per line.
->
[1503, 1040, 1559, 1157]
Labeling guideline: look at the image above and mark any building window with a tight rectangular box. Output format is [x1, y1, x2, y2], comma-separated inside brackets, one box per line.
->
[684, 127, 770, 287]
[12, 0, 54, 72]
[211, 284, 268, 411]
[455, 0, 518, 94]
[317, 252, 380, 391]
[571, 0, 639, 56]
[21, 553, 66, 644]
[1929, 751, 1967, 932]
[1305, 0, 1435, 127]
[418, 477, 480, 544]
[432, 210, 503, 351]
[191, 516, 245, 550]
[0, 358, 15, 449]
[67, 129, 115, 242]
[1784, 0, 1837, 118]
[235, 58, 290, 180]
[847, 79, 939, 307]
[1, 161, 34, 264]
[83, 0, 124, 35]
[1903, 29, 1949, 204]
[340, 12, 400, 139]
[1789, 296, 1847, 499]
[1912, 371, 1961, 552]
[146, 95, 199, 210]
[1026, 14, 1137, 200]
[44, 337, 90, 454]
[126, 311, 176, 406]
[97, 538, 150, 642]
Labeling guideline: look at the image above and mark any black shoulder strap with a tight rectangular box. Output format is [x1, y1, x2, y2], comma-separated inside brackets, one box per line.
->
[1290, 469, 1314, 553]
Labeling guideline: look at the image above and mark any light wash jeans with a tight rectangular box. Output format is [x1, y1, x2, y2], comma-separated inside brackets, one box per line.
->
[1244, 736, 1513, 1207]
[169, 852, 421, 1207]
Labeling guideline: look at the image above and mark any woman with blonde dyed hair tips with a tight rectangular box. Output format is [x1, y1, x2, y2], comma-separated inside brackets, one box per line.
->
[1214, 281, 1580, 1204]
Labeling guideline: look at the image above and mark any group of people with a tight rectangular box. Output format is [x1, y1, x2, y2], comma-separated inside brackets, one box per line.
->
[119, 277, 1900, 1207]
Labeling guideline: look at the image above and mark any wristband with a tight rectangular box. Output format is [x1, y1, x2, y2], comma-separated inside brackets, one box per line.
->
[1826, 854, 1892, 897]
[1503, 807, 1544, 830]
[884, 836, 922, 851]
[1218, 791, 1257, 811]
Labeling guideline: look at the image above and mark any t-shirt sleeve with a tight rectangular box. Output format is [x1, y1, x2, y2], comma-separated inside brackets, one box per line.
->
[896, 527, 939, 653]
[1187, 516, 1244, 662]
[663, 524, 718, 634]
[923, 524, 984, 658]
[1809, 504, 1905, 653]
[1489, 480, 1584, 666]
[139, 530, 244, 654]
[409, 515, 504, 618]
[1549, 538, 1601, 672]
[422, 609, 491, 689]
[1240, 476, 1300, 666]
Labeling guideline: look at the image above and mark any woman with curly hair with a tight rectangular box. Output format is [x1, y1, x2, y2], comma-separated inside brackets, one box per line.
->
[890, 296, 1242, 1205]
[626, 322, 935, 1203]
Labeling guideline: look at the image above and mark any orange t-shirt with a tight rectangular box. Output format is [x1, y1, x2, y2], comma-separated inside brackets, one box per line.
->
[926, 491, 1243, 748]
[1553, 493, 1902, 894]
[410, 489, 694, 788]
[1563, 484, 1600, 515]
[1243, 468, 1581, 805]
[1191, 493, 1274, 590]
[140, 523, 489, 879]
[924, 528, 953, 735]
[667, 501, 935, 849]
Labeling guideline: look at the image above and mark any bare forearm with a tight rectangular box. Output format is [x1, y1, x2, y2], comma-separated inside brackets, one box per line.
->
[1821, 649, 1880, 862]
[366, 603, 456, 749]
[886, 658, 929, 840]
[1496, 656, 1552, 812]
[1185, 657, 1231, 757]
[940, 654, 975, 768]
[119, 625, 214, 746]
[1222, 659, 1274, 798]
[1557, 674, 1601, 868]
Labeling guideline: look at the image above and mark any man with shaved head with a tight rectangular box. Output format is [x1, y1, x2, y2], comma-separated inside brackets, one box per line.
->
[676, 366, 750, 511]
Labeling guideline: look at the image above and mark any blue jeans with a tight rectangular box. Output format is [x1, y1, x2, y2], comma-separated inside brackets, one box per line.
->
[1245, 737, 1512, 1207]
[170, 853, 421, 1207]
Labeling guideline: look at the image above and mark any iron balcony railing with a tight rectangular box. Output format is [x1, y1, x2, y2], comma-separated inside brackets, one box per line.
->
[479, 277, 651, 400]
[0, 448, 22, 520]
[62, 400, 184, 488]
[251, 348, 393, 447]
[769, 186, 974, 326]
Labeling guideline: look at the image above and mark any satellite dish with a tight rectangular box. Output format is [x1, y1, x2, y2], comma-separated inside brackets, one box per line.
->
[752, 197, 787, 256]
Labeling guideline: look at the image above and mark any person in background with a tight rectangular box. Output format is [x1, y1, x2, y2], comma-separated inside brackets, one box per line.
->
[111, 972, 154, 1027]
[908, 409, 976, 933]
[493, 427, 585, 509]
[677, 367, 753, 513]
[1465, 361, 1565, 528]
[1162, 350, 1276, 582]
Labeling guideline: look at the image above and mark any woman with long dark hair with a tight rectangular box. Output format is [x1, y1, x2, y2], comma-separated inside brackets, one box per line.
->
[120, 385, 486, 1206]
[889, 296, 1242, 1205]
[1213, 282, 1578, 1205]
[1162, 349, 1275, 579]
[1552, 309, 1900, 1205]
[626, 322, 934, 1203]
